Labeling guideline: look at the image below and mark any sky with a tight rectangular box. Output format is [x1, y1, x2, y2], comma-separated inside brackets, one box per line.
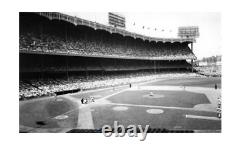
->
[63, 12, 221, 59]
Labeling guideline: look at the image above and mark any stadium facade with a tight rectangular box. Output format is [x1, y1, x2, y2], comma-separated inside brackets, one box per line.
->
[19, 12, 198, 100]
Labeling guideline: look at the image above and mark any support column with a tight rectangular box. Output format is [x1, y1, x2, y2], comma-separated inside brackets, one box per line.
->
[66, 57, 69, 81]
[191, 42, 193, 52]
[191, 42, 194, 72]
[191, 59, 194, 72]
[154, 60, 156, 74]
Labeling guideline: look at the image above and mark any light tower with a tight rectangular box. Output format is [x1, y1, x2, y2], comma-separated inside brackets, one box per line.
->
[178, 26, 199, 72]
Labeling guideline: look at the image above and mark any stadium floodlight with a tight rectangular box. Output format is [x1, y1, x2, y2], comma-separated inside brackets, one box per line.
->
[178, 26, 199, 38]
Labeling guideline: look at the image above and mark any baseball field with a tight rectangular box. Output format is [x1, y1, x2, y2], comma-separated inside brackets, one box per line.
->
[19, 77, 221, 133]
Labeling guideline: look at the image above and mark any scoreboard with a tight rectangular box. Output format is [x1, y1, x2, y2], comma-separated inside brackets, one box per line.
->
[178, 26, 199, 38]
[108, 12, 126, 28]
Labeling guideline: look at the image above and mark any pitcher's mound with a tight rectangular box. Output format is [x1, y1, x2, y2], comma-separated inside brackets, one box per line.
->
[142, 93, 164, 99]
[112, 106, 129, 111]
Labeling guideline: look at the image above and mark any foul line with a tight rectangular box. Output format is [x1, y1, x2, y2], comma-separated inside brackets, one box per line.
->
[185, 114, 220, 121]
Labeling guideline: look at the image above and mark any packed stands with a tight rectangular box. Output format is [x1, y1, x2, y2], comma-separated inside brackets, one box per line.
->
[195, 65, 221, 77]
[20, 13, 196, 60]
[19, 12, 198, 100]
[19, 71, 203, 100]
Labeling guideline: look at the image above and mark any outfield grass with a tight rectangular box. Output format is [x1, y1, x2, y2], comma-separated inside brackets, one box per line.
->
[147, 77, 221, 88]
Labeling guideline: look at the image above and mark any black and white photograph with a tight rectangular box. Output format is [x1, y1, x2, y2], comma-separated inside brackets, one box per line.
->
[19, 12, 221, 135]
[1, 0, 250, 149]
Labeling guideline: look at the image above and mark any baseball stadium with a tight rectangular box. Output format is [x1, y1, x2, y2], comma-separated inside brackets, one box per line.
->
[19, 12, 221, 133]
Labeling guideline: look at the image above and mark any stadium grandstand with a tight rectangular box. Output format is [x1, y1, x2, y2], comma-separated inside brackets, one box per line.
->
[19, 12, 198, 100]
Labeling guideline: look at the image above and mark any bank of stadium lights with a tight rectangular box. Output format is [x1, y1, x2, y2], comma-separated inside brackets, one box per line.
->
[178, 26, 199, 38]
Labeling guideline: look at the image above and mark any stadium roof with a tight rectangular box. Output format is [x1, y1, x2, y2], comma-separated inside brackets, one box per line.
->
[36, 12, 196, 43]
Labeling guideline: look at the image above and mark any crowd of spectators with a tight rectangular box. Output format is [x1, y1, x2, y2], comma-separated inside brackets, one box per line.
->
[19, 13, 199, 100]
[19, 71, 203, 100]
[20, 32, 195, 60]
[195, 65, 221, 77]
[20, 13, 196, 60]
